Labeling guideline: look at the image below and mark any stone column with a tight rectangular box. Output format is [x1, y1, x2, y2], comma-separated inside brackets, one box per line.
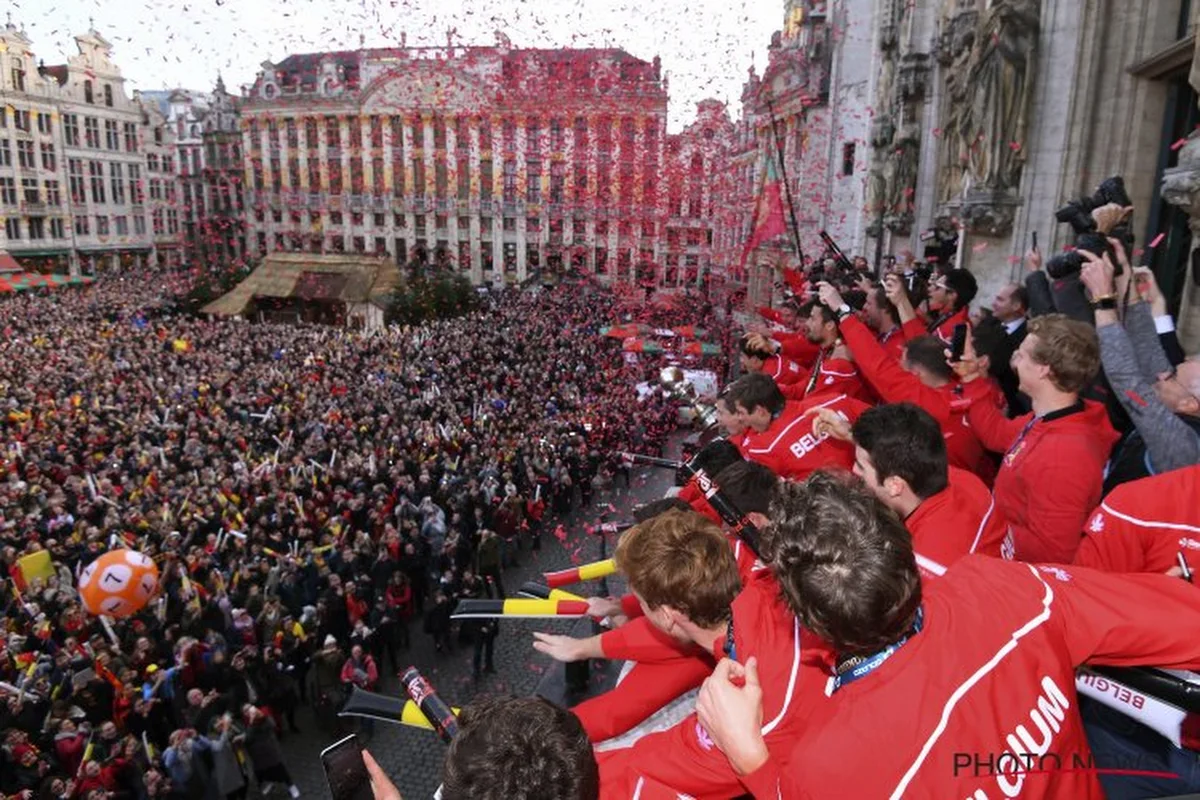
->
[1162, 133, 1200, 355]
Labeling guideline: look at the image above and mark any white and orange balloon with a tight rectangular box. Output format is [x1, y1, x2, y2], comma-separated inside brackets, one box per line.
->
[77, 549, 160, 618]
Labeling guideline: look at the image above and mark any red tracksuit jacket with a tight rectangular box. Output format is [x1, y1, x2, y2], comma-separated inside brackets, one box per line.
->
[781, 350, 869, 404]
[738, 557, 1200, 799]
[901, 304, 970, 344]
[963, 386, 1119, 563]
[839, 315, 994, 482]
[677, 478, 722, 526]
[908, 466, 1013, 578]
[598, 568, 825, 800]
[734, 394, 867, 481]
[1074, 465, 1200, 574]
[754, 353, 806, 386]
[773, 330, 821, 368]
[876, 324, 906, 363]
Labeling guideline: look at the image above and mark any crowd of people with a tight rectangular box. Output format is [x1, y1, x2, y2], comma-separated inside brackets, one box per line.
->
[474, 205, 1200, 799]
[6, 193, 1200, 800]
[0, 272, 714, 800]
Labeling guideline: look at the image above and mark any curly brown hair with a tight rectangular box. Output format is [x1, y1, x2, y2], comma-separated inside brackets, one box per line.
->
[761, 471, 921, 657]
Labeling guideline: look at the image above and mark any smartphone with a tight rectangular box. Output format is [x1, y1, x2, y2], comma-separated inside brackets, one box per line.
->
[320, 734, 373, 800]
[1031, 230, 1039, 251]
[949, 323, 969, 362]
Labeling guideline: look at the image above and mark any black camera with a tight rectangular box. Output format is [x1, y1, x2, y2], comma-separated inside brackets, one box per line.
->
[1051, 176, 1134, 278]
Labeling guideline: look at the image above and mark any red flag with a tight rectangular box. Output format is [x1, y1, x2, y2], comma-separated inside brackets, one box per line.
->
[738, 154, 788, 271]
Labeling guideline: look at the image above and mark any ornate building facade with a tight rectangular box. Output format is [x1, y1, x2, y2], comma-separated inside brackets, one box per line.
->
[0, 21, 181, 274]
[715, 0, 876, 305]
[140, 87, 211, 265]
[855, 0, 1200, 346]
[200, 77, 246, 267]
[238, 44, 728, 287]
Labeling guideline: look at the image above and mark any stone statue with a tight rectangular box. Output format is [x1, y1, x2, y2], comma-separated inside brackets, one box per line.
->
[885, 133, 920, 231]
[936, 17, 975, 203]
[964, 0, 1040, 193]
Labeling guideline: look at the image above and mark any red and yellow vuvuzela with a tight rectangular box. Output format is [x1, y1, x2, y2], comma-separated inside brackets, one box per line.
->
[543, 558, 617, 589]
[450, 598, 591, 619]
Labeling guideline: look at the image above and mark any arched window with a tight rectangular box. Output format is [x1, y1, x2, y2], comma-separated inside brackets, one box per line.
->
[83, 80, 94, 103]
[104, 84, 113, 107]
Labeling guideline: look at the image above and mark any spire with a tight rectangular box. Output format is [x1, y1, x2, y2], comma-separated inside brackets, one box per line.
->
[214, 73, 226, 95]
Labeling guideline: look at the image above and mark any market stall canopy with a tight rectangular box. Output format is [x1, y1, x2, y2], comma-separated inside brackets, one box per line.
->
[202, 253, 401, 316]
[0, 266, 94, 294]
[621, 337, 720, 356]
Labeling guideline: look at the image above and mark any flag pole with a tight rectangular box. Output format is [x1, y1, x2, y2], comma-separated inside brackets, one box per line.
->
[765, 95, 807, 271]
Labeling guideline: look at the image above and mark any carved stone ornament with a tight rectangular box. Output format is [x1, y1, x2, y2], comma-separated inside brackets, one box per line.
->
[958, 188, 1021, 237]
[898, 52, 931, 100]
[1161, 132, 1200, 220]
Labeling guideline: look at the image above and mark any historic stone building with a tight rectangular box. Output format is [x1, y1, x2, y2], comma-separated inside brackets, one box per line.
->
[856, 0, 1200, 347]
[237, 42, 729, 287]
[722, 0, 1200, 346]
[0, 20, 181, 274]
[199, 77, 246, 267]
[716, 0, 875, 305]
[137, 100, 183, 268]
[139, 87, 212, 265]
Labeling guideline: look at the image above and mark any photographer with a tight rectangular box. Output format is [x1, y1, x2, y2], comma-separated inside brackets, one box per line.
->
[1037, 178, 1136, 323]
[1078, 245, 1200, 486]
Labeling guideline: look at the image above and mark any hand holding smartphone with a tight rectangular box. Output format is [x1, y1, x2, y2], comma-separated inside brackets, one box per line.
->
[321, 735, 374, 800]
[949, 323, 969, 363]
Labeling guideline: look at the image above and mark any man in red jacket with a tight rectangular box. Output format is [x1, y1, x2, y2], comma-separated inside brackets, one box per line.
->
[824, 402, 1012, 576]
[737, 333, 805, 387]
[861, 281, 906, 362]
[715, 373, 866, 481]
[955, 313, 1119, 563]
[1074, 464, 1200, 575]
[695, 473, 1200, 800]
[780, 301, 866, 402]
[534, 463, 781, 742]
[588, 509, 821, 800]
[753, 300, 821, 366]
[817, 281, 1001, 481]
[888, 268, 976, 343]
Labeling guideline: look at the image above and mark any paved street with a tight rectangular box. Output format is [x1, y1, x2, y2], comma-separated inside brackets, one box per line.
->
[281, 454, 678, 799]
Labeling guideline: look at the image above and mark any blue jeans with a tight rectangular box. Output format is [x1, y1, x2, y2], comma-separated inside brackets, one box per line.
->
[1081, 698, 1200, 799]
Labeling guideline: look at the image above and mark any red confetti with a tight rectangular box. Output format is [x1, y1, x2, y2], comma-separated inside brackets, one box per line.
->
[1171, 138, 1189, 151]
[1149, 233, 1166, 249]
